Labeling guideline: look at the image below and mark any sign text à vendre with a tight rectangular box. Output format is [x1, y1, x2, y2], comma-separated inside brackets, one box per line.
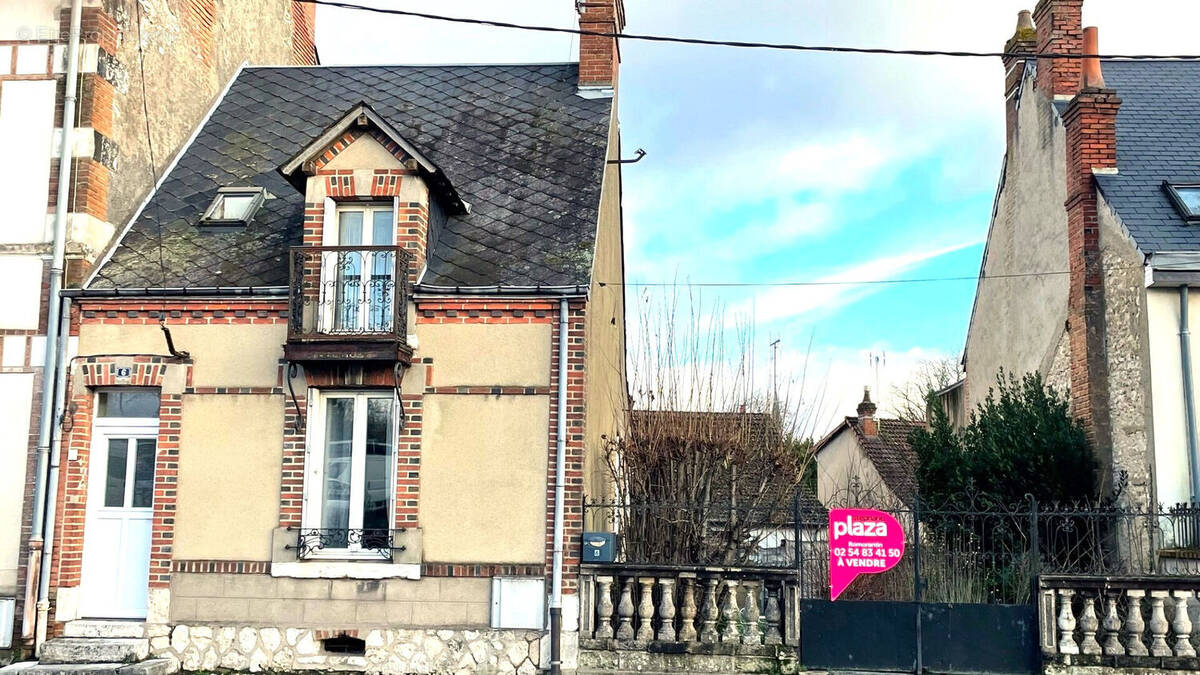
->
[828, 508, 906, 600]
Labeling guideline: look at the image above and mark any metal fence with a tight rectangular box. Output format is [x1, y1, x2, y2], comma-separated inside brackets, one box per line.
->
[584, 497, 1200, 605]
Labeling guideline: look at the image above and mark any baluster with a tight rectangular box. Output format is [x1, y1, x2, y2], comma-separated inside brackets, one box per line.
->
[615, 577, 635, 642]
[1149, 591, 1172, 656]
[678, 576, 698, 643]
[763, 582, 783, 645]
[1125, 590, 1148, 656]
[720, 579, 741, 643]
[1172, 590, 1196, 657]
[699, 577, 720, 644]
[656, 578, 677, 642]
[1079, 593, 1102, 655]
[742, 580, 763, 646]
[1057, 589, 1079, 654]
[635, 578, 656, 643]
[594, 576, 614, 640]
[1101, 592, 1124, 656]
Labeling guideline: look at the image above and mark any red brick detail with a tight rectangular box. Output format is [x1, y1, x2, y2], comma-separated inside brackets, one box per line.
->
[578, 0, 624, 88]
[545, 302, 587, 593]
[302, 201, 325, 246]
[395, 394, 422, 527]
[371, 173, 403, 197]
[311, 128, 413, 175]
[421, 563, 543, 578]
[279, 389, 307, 528]
[77, 301, 288, 326]
[416, 301, 556, 325]
[396, 201, 428, 284]
[291, 0, 318, 66]
[1062, 86, 1120, 456]
[423, 385, 552, 396]
[314, 629, 358, 640]
[48, 158, 110, 221]
[1034, 0, 1083, 98]
[326, 174, 355, 198]
[71, 7, 119, 54]
[173, 559, 269, 574]
[183, 0, 216, 66]
[51, 358, 189, 593]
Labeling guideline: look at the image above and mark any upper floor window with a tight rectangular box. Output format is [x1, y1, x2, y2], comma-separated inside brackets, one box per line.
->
[323, 204, 396, 333]
[201, 187, 265, 226]
[1165, 183, 1200, 222]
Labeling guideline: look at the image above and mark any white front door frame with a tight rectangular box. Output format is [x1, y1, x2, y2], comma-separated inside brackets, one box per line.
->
[78, 418, 159, 619]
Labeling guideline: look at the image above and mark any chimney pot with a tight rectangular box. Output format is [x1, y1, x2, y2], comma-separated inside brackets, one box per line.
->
[1016, 9, 1034, 32]
[1081, 26, 1105, 89]
[857, 387, 878, 437]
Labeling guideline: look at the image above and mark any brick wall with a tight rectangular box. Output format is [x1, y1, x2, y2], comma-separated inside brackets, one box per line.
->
[1033, 0, 1083, 98]
[577, 0, 625, 89]
[545, 301, 587, 593]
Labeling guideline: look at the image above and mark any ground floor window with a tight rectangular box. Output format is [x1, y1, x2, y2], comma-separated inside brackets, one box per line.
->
[303, 390, 397, 558]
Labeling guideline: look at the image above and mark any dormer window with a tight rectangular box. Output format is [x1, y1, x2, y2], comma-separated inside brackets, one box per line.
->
[1165, 183, 1200, 222]
[201, 187, 265, 225]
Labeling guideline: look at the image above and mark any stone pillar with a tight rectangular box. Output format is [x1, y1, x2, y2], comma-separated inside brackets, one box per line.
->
[594, 576, 614, 640]
[656, 578, 677, 642]
[615, 578, 635, 642]
[635, 578, 655, 643]
[1057, 589, 1079, 654]
[1101, 592, 1123, 656]
[678, 576, 698, 643]
[742, 581, 763, 646]
[1148, 591, 1172, 657]
[699, 577, 719, 644]
[1125, 590, 1148, 656]
[1078, 593, 1101, 655]
[764, 583, 783, 645]
[1172, 590, 1195, 657]
[719, 579, 741, 644]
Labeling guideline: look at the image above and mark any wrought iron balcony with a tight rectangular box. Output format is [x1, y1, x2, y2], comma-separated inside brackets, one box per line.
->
[287, 527, 407, 561]
[285, 245, 412, 362]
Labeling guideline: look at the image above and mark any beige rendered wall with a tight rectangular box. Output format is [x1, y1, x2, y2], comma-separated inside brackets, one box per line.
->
[420, 395, 548, 563]
[964, 77, 1070, 408]
[175, 394, 283, 561]
[1147, 286, 1200, 510]
[584, 97, 627, 518]
[78, 323, 285, 388]
[0, 373, 35, 596]
[417, 323, 550, 387]
[815, 429, 900, 508]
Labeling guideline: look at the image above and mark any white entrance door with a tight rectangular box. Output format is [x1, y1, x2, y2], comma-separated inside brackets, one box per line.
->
[79, 426, 157, 618]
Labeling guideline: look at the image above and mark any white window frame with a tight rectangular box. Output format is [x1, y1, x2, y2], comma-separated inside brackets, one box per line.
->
[302, 388, 399, 560]
[318, 199, 398, 334]
[200, 186, 265, 226]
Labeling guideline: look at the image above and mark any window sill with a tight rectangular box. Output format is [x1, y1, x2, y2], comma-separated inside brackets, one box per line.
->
[270, 561, 421, 580]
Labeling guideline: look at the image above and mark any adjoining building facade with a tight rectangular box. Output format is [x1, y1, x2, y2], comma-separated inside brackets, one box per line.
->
[35, 1, 628, 672]
[0, 0, 316, 655]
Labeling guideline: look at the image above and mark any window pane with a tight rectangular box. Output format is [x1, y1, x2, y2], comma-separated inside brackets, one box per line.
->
[98, 391, 159, 418]
[214, 194, 255, 220]
[1177, 187, 1200, 215]
[362, 398, 394, 533]
[322, 398, 355, 538]
[104, 439, 128, 507]
[338, 211, 363, 245]
[371, 209, 394, 245]
[132, 438, 156, 508]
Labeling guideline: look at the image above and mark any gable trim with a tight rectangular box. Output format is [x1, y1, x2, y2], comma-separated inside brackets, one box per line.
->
[280, 103, 437, 178]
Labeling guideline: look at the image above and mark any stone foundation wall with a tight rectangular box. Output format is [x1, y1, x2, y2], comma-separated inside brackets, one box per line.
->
[579, 645, 798, 674]
[152, 624, 543, 674]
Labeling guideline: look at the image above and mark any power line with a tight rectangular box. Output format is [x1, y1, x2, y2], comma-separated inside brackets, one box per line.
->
[298, 0, 1200, 61]
[599, 264, 1151, 288]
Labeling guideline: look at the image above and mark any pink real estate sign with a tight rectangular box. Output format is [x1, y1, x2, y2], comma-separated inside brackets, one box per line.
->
[828, 508, 906, 600]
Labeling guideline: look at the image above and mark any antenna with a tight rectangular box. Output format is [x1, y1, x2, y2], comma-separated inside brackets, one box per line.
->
[868, 350, 887, 398]
[770, 338, 781, 415]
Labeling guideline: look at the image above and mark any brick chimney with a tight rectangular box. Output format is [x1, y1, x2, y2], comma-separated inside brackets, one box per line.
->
[857, 387, 878, 437]
[1003, 10, 1037, 149]
[1061, 26, 1119, 473]
[577, 0, 625, 96]
[1033, 0, 1083, 99]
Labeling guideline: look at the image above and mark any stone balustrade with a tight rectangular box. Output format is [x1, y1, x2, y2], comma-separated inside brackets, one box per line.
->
[580, 564, 800, 651]
[1040, 574, 1200, 669]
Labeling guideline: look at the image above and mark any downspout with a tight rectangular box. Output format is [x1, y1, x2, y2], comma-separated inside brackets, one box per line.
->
[25, 0, 82, 645]
[549, 298, 568, 675]
[1179, 286, 1200, 504]
[35, 297, 71, 653]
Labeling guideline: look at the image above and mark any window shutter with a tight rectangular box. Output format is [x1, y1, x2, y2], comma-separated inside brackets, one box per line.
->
[322, 197, 337, 245]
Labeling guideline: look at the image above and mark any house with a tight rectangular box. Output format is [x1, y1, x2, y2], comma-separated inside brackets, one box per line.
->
[27, 0, 628, 671]
[812, 389, 924, 509]
[0, 0, 316, 656]
[961, 0, 1200, 516]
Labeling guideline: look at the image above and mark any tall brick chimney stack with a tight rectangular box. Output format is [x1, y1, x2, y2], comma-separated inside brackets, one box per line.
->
[1033, 0, 1083, 99]
[577, 0, 625, 96]
[857, 387, 878, 437]
[1062, 25, 1120, 479]
[1003, 11, 1037, 149]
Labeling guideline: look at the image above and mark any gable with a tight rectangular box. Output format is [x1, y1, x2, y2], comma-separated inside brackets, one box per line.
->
[320, 130, 411, 173]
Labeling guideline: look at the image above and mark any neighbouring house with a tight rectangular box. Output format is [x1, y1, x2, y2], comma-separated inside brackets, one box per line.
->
[960, 0, 1200, 517]
[812, 389, 924, 509]
[0, 0, 316, 655]
[30, 0, 628, 671]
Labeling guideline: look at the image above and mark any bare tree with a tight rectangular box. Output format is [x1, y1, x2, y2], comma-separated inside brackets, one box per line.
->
[602, 290, 824, 566]
[890, 355, 963, 422]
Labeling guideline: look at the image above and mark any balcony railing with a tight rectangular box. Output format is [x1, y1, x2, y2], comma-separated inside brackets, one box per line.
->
[287, 245, 410, 343]
[286, 527, 407, 561]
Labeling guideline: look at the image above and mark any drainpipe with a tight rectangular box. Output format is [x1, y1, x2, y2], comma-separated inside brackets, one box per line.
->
[549, 298, 568, 675]
[35, 297, 70, 654]
[25, 0, 82, 646]
[1180, 286, 1200, 505]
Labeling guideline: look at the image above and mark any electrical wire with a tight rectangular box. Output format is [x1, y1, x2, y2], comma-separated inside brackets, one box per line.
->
[297, 0, 1200, 61]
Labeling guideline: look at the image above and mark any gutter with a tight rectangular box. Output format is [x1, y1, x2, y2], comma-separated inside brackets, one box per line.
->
[35, 298, 70, 652]
[63, 284, 589, 299]
[26, 0, 81, 647]
[1180, 286, 1200, 505]
[549, 298, 568, 675]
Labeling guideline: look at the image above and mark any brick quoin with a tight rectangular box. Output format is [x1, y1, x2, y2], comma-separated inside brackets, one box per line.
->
[545, 302, 587, 593]
[1033, 0, 1083, 98]
[1062, 73, 1121, 482]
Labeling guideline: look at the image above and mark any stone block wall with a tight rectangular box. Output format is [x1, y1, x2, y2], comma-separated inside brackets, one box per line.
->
[169, 573, 491, 627]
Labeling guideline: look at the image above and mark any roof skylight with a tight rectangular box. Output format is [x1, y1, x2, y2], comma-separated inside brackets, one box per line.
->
[201, 187, 265, 225]
[1165, 183, 1200, 222]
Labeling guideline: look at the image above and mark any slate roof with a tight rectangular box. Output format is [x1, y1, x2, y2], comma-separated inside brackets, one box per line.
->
[87, 64, 612, 290]
[814, 416, 925, 506]
[1092, 61, 1200, 253]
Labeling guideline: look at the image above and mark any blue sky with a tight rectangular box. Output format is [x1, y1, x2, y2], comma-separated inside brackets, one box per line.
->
[317, 0, 1200, 429]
